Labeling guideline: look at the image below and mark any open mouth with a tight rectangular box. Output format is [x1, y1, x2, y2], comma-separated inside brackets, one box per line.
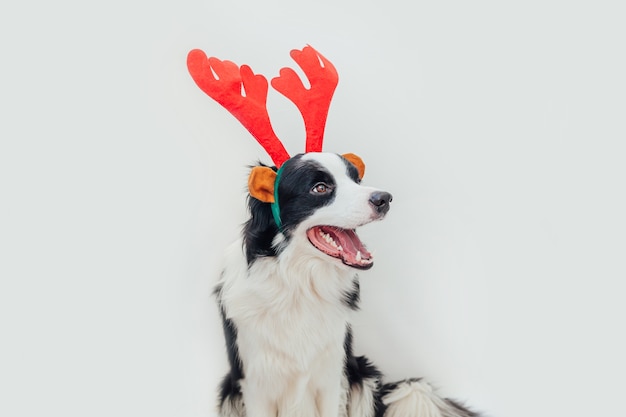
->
[306, 226, 374, 269]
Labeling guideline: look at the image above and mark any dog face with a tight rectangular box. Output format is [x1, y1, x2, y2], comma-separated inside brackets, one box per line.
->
[244, 152, 392, 270]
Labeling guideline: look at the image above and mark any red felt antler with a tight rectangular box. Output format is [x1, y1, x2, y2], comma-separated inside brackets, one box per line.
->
[187, 49, 291, 167]
[271, 46, 339, 153]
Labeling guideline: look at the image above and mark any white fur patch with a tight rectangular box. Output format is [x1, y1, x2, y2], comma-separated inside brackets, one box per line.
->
[348, 377, 378, 417]
[382, 380, 469, 417]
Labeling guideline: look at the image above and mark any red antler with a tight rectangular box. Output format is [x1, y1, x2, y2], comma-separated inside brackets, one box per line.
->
[187, 49, 291, 167]
[271, 46, 339, 153]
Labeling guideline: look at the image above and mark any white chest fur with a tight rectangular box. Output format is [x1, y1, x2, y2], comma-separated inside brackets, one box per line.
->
[218, 240, 356, 415]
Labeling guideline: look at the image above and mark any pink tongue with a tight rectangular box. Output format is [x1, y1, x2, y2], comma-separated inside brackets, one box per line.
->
[327, 227, 371, 260]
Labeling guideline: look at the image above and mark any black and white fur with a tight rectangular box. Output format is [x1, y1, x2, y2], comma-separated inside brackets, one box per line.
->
[214, 152, 479, 417]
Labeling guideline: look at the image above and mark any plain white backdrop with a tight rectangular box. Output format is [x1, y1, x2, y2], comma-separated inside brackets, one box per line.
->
[1, 1, 625, 416]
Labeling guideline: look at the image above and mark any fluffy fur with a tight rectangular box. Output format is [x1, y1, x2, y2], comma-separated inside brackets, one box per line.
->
[214, 152, 480, 417]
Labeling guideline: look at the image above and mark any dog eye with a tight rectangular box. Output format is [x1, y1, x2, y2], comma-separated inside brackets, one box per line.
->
[311, 183, 331, 194]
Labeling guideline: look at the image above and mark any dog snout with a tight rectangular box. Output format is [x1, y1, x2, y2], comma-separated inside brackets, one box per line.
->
[369, 191, 392, 215]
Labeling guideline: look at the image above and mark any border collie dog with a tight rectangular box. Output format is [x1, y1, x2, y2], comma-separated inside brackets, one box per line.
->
[214, 152, 479, 417]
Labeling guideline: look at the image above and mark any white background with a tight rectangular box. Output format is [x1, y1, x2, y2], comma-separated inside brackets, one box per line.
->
[1, 1, 625, 416]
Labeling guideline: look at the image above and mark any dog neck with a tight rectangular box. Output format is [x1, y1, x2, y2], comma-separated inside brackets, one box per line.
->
[240, 233, 359, 311]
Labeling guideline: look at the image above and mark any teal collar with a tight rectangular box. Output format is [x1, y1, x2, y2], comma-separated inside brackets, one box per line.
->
[270, 165, 284, 230]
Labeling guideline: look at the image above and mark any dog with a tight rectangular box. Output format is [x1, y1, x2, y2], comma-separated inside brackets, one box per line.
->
[186, 45, 480, 417]
[213, 152, 479, 417]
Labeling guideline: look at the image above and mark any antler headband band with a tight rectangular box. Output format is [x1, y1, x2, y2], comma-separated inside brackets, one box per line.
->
[187, 45, 366, 227]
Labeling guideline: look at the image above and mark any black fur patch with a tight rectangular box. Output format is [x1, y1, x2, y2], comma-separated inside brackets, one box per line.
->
[339, 154, 362, 184]
[218, 372, 243, 410]
[243, 163, 279, 265]
[219, 309, 243, 380]
[276, 155, 337, 234]
[342, 277, 361, 310]
[243, 194, 279, 264]
[343, 325, 386, 416]
[446, 398, 482, 417]
[214, 283, 244, 408]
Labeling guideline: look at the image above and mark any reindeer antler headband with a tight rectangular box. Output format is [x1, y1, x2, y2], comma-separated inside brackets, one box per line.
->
[187, 45, 366, 228]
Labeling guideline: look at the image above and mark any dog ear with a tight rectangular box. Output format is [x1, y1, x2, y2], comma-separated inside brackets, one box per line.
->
[342, 153, 365, 180]
[248, 166, 277, 203]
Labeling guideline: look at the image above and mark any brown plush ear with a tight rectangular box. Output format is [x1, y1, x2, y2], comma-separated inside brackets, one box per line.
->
[342, 153, 365, 180]
[248, 166, 277, 203]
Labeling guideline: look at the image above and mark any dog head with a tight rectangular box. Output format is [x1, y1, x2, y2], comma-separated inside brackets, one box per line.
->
[244, 152, 392, 270]
[188, 47, 391, 269]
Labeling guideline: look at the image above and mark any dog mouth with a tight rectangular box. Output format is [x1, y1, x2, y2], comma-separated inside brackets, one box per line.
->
[306, 226, 374, 269]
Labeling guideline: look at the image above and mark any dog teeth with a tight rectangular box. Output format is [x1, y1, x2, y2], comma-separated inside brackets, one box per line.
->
[319, 230, 342, 251]
[356, 251, 362, 262]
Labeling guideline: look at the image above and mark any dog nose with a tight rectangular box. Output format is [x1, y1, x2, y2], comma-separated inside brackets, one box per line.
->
[369, 191, 393, 215]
